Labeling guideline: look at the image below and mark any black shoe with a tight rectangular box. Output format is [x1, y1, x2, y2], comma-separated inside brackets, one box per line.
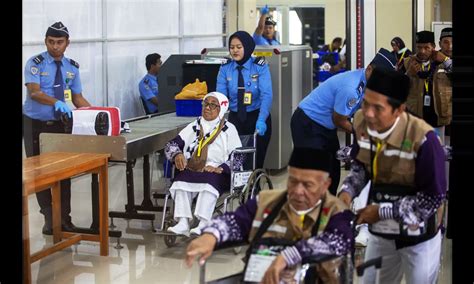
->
[61, 220, 77, 232]
[42, 225, 53, 235]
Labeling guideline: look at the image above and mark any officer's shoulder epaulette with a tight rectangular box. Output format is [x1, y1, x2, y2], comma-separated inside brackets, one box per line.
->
[253, 56, 267, 66]
[143, 78, 149, 84]
[32, 54, 44, 64]
[69, 59, 80, 68]
[221, 58, 232, 65]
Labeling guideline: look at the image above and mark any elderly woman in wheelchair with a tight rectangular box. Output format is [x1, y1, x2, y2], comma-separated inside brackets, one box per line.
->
[165, 92, 243, 237]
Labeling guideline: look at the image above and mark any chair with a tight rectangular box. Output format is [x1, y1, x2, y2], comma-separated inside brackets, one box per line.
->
[153, 133, 273, 247]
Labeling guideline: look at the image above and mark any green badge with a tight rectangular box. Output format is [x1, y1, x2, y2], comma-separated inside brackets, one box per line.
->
[401, 139, 412, 150]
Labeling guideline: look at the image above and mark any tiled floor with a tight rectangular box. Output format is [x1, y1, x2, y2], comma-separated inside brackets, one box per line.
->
[27, 155, 452, 283]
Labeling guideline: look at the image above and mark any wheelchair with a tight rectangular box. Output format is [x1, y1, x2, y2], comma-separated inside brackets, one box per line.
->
[197, 215, 383, 284]
[153, 133, 274, 247]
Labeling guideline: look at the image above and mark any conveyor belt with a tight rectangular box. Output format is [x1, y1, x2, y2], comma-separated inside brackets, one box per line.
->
[40, 112, 195, 162]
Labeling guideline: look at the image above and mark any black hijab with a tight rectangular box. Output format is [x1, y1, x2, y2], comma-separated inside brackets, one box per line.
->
[391, 37, 406, 50]
[228, 31, 256, 65]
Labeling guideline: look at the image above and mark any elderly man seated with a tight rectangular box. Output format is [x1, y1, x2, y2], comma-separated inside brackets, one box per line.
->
[185, 147, 355, 283]
[165, 92, 243, 237]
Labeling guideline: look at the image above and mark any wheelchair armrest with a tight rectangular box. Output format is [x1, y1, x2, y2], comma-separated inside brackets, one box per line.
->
[356, 256, 383, 277]
[233, 147, 257, 154]
[214, 240, 249, 251]
[301, 253, 341, 266]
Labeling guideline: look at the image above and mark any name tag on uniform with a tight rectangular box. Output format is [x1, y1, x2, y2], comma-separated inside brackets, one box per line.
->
[251, 74, 259, 81]
[64, 89, 72, 102]
[424, 95, 431, 106]
[244, 92, 252, 105]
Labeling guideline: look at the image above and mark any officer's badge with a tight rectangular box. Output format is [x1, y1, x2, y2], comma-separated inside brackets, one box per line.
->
[66, 72, 75, 79]
[30, 66, 39, 75]
[227, 77, 232, 81]
[357, 81, 365, 94]
[347, 98, 357, 108]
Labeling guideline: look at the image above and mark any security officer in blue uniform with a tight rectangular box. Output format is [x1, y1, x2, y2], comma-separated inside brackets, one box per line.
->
[291, 48, 397, 195]
[23, 22, 91, 235]
[253, 5, 280, 46]
[139, 53, 161, 114]
[216, 31, 273, 169]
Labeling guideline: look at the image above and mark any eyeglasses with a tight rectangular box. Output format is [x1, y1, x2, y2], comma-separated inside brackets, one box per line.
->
[202, 101, 220, 110]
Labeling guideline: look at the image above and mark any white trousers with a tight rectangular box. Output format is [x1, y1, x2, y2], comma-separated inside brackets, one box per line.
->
[362, 230, 442, 284]
[173, 189, 217, 221]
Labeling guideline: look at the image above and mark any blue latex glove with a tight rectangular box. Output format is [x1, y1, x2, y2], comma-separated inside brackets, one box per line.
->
[256, 120, 267, 136]
[54, 100, 72, 118]
[261, 5, 269, 15]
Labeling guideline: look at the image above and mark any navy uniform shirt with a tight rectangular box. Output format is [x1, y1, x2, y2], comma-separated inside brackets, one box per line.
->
[23, 51, 82, 121]
[216, 57, 273, 122]
[299, 68, 367, 130]
[253, 33, 280, 46]
[138, 73, 159, 113]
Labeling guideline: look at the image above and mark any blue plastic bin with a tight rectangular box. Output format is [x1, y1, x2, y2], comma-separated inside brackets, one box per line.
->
[175, 99, 203, 116]
[315, 51, 340, 66]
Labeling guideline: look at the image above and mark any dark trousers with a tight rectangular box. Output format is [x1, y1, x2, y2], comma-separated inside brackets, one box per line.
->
[228, 110, 272, 169]
[290, 108, 340, 195]
[23, 115, 72, 222]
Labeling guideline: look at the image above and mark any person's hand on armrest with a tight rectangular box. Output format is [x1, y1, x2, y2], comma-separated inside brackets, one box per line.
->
[174, 153, 187, 171]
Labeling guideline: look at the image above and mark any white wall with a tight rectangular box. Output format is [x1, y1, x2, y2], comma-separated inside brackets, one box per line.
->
[22, 0, 224, 119]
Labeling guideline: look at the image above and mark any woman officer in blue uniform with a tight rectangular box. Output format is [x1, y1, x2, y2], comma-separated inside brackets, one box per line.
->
[216, 31, 273, 169]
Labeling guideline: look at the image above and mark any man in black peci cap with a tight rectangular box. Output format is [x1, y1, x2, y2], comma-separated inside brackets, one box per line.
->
[184, 147, 354, 283]
[23, 21, 91, 235]
[291, 48, 397, 196]
[403, 30, 452, 144]
[338, 68, 446, 283]
[439, 27, 452, 58]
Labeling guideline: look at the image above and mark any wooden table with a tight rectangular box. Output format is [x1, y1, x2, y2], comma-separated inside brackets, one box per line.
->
[23, 152, 110, 284]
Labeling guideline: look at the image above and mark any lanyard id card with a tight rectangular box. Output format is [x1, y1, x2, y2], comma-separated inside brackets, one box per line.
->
[64, 89, 72, 102]
[424, 95, 431, 106]
[244, 92, 252, 105]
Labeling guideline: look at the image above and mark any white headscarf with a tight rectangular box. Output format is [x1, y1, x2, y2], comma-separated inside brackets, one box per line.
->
[203, 92, 229, 120]
[200, 92, 229, 134]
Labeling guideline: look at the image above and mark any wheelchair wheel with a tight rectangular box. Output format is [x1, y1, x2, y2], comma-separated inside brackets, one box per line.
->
[240, 169, 273, 204]
[163, 220, 177, 248]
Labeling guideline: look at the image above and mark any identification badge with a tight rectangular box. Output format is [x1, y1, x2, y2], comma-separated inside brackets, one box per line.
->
[64, 89, 72, 101]
[370, 219, 400, 234]
[244, 254, 276, 282]
[244, 92, 252, 105]
[424, 95, 431, 106]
